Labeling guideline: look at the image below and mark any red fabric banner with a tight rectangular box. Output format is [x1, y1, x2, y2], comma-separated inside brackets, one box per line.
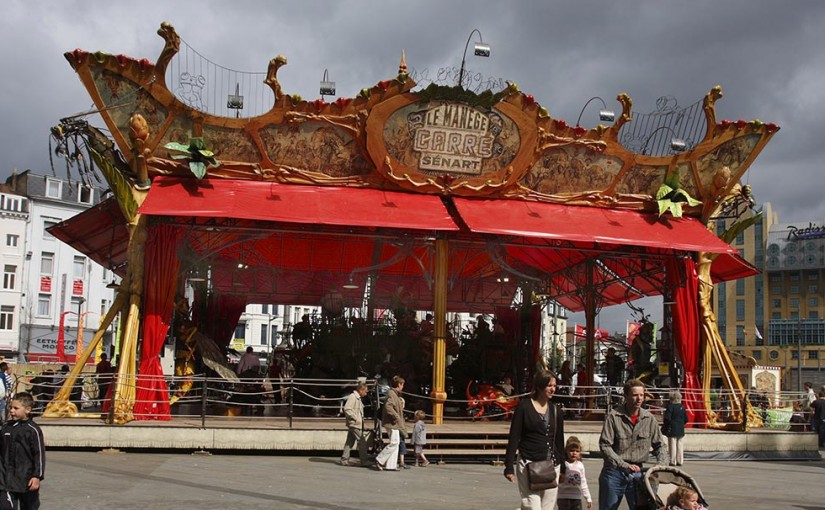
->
[666, 257, 706, 427]
[133, 224, 181, 420]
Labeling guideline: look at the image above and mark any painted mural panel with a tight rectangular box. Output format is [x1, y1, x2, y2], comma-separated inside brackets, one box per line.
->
[156, 116, 194, 154]
[202, 125, 260, 163]
[260, 123, 369, 177]
[93, 68, 168, 146]
[616, 164, 668, 197]
[697, 135, 760, 192]
[520, 146, 623, 195]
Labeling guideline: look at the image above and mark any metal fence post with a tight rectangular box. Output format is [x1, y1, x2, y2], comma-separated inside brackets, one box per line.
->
[201, 376, 208, 428]
[288, 379, 294, 429]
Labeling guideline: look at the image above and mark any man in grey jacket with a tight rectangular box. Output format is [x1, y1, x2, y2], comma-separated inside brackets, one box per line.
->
[598, 379, 668, 510]
[340, 383, 369, 466]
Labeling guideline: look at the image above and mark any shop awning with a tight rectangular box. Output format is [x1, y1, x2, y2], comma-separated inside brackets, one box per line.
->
[453, 198, 758, 282]
[47, 197, 130, 275]
[139, 176, 459, 232]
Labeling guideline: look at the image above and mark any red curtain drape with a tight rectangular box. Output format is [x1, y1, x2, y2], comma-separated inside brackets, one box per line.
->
[666, 256, 706, 427]
[193, 293, 247, 349]
[133, 224, 182, 420]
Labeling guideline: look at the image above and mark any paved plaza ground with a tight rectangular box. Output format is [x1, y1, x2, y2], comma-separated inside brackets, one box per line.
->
[41, 450, 823, 509]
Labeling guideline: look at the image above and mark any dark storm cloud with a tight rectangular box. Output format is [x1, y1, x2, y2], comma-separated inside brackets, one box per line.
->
[2, 0, 823, 332]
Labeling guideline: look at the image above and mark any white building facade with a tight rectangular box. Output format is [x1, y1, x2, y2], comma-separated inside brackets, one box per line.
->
[3, 171, 115, 362]
[0, 192, 28, 355]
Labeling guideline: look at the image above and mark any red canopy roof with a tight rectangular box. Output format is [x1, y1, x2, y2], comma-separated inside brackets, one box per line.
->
[139, 176, 459, 232]
[51, 178, 757, 313]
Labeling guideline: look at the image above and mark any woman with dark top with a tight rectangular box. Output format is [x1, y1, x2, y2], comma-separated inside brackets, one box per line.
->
[662, 389, 688, 466]
[504, 370, 566, 510]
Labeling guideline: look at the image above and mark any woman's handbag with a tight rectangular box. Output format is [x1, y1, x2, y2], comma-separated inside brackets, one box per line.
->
[526, 459, 557, 490]
[526, 403, 558, 490]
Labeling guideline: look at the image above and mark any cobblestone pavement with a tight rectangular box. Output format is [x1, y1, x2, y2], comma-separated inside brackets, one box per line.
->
[42, 451, 823, 509]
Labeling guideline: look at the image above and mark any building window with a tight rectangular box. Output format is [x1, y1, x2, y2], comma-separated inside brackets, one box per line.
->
[809, 285, 818, 293]
[46, 178, 62, 199]
[752, 350, 762, 360]
[792, 351, 799, 360]
[769, 350, 779, 361]
[808, 272, 819, 281]
[37, 294, 51, 317]
[261, 304, 269, 314]
[772, 312, 781, 319]
[790, 285, 799, 294]
[809, 311, 820, 319]
[73, 256, 86, 279]
[808, 350, 819, 360]
[771, 286, 782, 295]
[790, 272, 800, 281]
[0, 306, 13, 330]
[790, 298, 800, 309]
[234, 324, 246, 339]
[736, 279, 745, 296]
[260, 324, 268, 345]
[736, 326, 745, 346]
[40, 252, 54, 275]
[810, 298, 820, 308]
[736, 300, 745, 322]
[2, 265, 15, 290]
[5, 234, 18, 247]
[43, 219, 58, 239]
[78, 184, 93, 204]
[769, 274, 781, 282]
[772, 299, 781, 308]
[735, 232, 745, 245]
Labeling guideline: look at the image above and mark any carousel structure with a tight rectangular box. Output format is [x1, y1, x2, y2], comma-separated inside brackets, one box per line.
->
[44, 23, 778, 428]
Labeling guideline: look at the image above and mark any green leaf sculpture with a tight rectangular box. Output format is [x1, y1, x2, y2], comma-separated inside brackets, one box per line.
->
[655, 173, 701, 218]
[163, 137, 219, 179]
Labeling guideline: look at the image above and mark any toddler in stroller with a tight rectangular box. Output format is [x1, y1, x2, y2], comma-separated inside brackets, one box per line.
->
[634, 466, 708, 510]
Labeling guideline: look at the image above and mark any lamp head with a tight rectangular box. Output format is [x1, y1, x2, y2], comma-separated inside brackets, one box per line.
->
[320, 80, 336, 97]
[473, 42, 491, 57]
[670, 138, 687, 152]
[599, 109, 615, 122]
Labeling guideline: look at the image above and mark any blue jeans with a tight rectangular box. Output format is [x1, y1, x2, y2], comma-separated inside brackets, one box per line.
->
[598, 466, 638, 510]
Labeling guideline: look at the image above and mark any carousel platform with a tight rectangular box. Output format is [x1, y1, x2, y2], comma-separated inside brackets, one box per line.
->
[39, 415, 822, 462]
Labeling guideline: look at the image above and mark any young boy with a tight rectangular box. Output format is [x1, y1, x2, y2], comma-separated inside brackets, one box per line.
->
[1, 392, 45, 510]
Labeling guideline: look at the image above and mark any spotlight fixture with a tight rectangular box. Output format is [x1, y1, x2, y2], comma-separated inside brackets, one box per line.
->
[227, 82, 244, 118]
[320, 69, 336, 98]
[641, 126, 688, 155]
[188, 268, 206, 283]
[105, 280, 120, 289]
[458, 29, 490, 87]
[575, 96, 615, 127]
[342, 275, 359, 290]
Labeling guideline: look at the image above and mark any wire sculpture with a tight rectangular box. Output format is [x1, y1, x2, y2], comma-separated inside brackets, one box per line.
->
[408, 66, 508, 96]
[619, 95, 707, 157]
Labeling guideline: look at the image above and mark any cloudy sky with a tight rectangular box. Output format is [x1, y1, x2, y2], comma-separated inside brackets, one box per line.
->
[2, 1, 823, 333]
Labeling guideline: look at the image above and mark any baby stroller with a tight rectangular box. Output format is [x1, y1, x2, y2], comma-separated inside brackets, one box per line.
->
[635, 466, 709, 509]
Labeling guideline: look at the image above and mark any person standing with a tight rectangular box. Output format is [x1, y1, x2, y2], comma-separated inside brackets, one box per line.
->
[236, 346, 261, 375]
[604, 348, 624, 387]
[598, 379, 668, 510]
[412, 410, 429, 467]
[504, 370, 566, 510]
[1, 392, 46, 510]
[375, 376, 405, 471]
[811, 389, 825, 448]
[95, 353, 112, 405]
[662, 389, 688, 466]
[0, 362, 8, 422]
[804, 382, 816, 410]
[339, 383, 369, 467]
[557, 436, 592, 510]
